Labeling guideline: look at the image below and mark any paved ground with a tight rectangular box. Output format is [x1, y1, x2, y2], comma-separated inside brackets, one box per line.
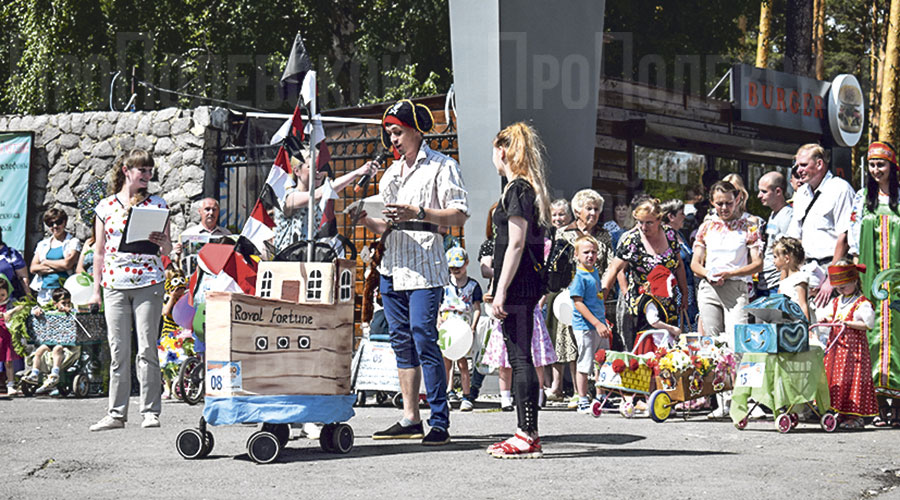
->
[4, 394, 900, 500]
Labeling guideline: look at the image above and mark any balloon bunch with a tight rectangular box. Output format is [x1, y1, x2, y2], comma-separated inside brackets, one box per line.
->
[172, 294, 207, 342]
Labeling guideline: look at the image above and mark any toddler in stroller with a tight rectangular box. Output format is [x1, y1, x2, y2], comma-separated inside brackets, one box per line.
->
[20, 288, 80, 395]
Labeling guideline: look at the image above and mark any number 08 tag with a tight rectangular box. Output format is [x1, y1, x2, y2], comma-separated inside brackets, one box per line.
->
[206, 361, 242, 395]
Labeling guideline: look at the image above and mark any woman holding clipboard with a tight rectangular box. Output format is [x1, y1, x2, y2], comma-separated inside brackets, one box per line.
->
[87, 150, 172, 431]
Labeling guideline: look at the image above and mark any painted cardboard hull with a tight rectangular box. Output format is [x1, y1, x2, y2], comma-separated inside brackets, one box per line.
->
[204, 291, 354, 396]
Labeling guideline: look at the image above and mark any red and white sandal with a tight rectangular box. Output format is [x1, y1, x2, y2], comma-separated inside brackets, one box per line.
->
[489, 432, 543, 459]
[486, 432, 534, 454]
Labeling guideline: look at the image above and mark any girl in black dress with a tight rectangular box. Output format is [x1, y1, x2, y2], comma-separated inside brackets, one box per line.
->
[487, 122, 552, 459]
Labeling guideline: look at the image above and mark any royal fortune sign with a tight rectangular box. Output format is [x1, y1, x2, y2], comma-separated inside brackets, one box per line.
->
[730, 64, 830, 135]
[0, 132, 32, 252]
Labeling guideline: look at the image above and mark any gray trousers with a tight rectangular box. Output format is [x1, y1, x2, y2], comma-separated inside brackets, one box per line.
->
[697, 279, 749, 349]
[103, 284, 164, 420]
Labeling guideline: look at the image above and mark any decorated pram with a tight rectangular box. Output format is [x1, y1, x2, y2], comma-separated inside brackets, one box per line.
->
[592, 329, 678, 418]
[729, 294, 835, 432]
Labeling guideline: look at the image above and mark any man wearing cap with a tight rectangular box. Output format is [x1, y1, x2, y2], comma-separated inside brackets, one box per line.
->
[786, 143, 856, 309]
[757, 171, 793, 297]
[357, 99, 469, 445]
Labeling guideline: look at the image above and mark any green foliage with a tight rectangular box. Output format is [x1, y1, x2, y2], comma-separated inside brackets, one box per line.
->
[7, 296, 37, 358]
[0, 0, 452, 114]
[359, 63, 441, 105]
[603, 1, 761, 92]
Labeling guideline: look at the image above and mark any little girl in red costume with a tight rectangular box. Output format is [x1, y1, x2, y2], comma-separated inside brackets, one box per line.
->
[822, 260, 878, 430]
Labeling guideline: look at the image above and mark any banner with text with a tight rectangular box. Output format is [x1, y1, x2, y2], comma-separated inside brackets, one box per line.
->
[0, 133, 32, 252]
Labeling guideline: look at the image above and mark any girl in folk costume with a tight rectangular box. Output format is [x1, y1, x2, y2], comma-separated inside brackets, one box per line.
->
[849, 141, 900, 426]
[821, 261, 878, 430]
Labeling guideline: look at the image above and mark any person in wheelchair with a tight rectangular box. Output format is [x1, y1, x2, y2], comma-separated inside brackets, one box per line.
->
[20, 288, 80, 395]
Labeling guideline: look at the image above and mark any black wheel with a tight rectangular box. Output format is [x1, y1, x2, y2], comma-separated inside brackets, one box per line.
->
[331, 424, 354, 454]
[180, 357, 204, 406]
[56, 381, 71, 397]
[199, 431, 215, 458]
[392, 392, 403, 409]
[176, 429, 205, 459]
[375, 392, 387, 405]
[247, 431, 281, 464]
[355, 391, 366, 407]
[20, 381, 36, 397]
[262, 423, 291, 448]
[72, 374, 90, 398]
[319, 423, 337, 452]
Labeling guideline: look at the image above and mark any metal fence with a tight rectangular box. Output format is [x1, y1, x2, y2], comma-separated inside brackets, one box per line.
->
[215, 119, 460, 247]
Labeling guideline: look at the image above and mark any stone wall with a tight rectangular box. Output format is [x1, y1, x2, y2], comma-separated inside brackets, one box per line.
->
[0, 106, 230, 258]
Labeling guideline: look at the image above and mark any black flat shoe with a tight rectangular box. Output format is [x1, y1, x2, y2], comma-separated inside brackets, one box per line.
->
[421, 427, 450, 446]
[372, 421, 424, 440]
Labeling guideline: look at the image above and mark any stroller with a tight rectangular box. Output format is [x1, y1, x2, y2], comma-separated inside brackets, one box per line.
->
[730, 322, 838, 433]
[18, 311, 108, 398]
[592, 329, 678, 418]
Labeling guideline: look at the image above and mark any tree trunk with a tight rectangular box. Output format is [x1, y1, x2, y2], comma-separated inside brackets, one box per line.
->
[785, 0, 814, 77]
[757, 1, 773, 68]
[814, 0, 826, 80]
[880, 0, 900, 144]
[869, 0, 884, 143]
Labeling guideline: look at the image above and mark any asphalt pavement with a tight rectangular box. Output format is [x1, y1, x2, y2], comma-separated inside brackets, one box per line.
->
[4, 394, 900, 500]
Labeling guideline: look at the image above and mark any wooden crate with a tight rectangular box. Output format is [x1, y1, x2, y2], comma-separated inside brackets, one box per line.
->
[655, 369, 733, 402]
[205, 291, 354, 397]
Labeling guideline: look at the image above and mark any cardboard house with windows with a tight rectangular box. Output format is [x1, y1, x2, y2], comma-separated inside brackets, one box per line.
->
[254, 259, 357, 305]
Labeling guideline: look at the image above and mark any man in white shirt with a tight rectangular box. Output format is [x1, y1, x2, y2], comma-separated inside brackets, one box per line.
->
[757, 171, 793, 296]
[786, 143, 855, 307]
[358, 100, 468, 446]
[171, 198, 231, 266]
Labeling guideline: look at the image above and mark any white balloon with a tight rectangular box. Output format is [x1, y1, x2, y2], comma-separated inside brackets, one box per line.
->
[438, 316, 474, 361]
[64, 273, 94, 306]
[553, 289, 574, 326]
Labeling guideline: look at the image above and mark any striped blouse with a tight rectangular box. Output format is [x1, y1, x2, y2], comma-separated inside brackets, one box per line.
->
[377, 143, 469, 291]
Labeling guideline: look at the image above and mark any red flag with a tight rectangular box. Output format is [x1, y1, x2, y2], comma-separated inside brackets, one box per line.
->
[291, 105, 305, 141]
[317, 139, 331, 169]
[274, 146, 291, 174]
[240, 200, 276, 254]
[223, 248, 258, 295]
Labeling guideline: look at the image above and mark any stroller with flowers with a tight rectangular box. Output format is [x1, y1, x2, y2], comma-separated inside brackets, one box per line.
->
[591, 329, 679, 418]
[645, 341, 737, 423]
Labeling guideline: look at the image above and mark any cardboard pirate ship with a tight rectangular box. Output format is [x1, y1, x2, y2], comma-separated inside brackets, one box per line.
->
[205, 259, 357, 397]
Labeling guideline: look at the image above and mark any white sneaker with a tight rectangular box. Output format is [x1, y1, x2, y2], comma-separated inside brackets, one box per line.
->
[35, 374, 59, 395]
[460, 399, 474, 412]
[90, 416, 125, 431]
[707, 404, 730, 420]
[141, 414, 160, 428]
[749, 404, 767, 420]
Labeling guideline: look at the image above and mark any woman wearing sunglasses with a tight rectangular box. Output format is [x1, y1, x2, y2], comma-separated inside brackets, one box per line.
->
[30, 207, 81, 305]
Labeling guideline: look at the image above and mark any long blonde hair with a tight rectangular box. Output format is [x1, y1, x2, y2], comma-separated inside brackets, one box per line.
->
[493, 122, 551, 227]
[110, 149, 154, 206]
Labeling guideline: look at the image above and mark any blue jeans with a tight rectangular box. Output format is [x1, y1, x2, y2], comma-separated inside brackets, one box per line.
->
[380, 275, 449, 430]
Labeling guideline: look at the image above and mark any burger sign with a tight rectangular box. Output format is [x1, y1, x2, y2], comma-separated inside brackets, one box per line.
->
[828, 74, 864, 147]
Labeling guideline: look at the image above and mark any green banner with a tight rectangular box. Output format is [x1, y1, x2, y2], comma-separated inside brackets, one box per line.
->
[0, 132, 32, 252]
